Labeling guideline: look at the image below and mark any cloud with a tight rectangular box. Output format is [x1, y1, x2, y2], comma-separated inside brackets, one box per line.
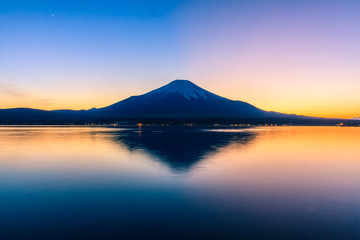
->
[0, 83, 53, 107]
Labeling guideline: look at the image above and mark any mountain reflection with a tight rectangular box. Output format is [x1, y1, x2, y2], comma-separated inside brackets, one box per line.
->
[111, 127, 257, 172]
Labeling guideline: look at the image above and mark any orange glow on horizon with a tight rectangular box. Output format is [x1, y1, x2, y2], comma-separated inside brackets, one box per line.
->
[1, 84, 358, 119]
[0, 87, 359, 119]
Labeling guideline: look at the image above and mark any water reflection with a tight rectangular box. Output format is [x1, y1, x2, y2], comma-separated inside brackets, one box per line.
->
[111, 127, 257, 172]
[1, 127, 360, 239]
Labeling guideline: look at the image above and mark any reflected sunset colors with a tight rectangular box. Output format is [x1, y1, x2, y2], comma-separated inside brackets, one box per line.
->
[1, 126, 360, 239]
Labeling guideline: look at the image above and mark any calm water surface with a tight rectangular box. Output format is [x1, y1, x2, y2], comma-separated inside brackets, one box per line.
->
[1, 126, 360, 239]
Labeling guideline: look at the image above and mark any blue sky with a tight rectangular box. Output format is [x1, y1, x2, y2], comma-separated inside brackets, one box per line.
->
[1, 0, 360, 118]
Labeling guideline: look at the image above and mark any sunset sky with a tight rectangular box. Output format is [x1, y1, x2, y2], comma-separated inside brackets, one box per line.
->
[1, 0, 359, 118]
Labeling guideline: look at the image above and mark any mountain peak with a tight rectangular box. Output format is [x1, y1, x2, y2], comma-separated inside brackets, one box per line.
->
[144, 79, 224, 100]
[163, 79, 200, 90]
[168, 79, 194, 85]
[99, 79, 267, 118]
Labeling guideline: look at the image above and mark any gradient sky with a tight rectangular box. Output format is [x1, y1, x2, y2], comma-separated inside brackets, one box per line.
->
[1, 0, 359, 118]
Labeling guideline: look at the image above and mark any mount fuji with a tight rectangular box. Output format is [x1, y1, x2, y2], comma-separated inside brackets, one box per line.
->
[0, 79, 340, 124]
[95, 79, 277, 118]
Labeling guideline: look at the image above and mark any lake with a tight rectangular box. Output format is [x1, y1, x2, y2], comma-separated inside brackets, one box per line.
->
[0, 126, 360, 239]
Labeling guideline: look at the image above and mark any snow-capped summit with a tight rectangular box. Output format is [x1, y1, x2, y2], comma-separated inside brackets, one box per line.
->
[142, 79, 225, 101]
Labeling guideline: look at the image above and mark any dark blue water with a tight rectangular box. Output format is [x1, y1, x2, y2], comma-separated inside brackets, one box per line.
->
[1, 126, 360, 239]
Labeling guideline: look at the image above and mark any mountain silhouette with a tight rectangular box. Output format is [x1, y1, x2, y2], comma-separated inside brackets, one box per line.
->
[110, 127, 257, 172]
[0, 79, 340, 124]
[96, 80, 277, 118]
